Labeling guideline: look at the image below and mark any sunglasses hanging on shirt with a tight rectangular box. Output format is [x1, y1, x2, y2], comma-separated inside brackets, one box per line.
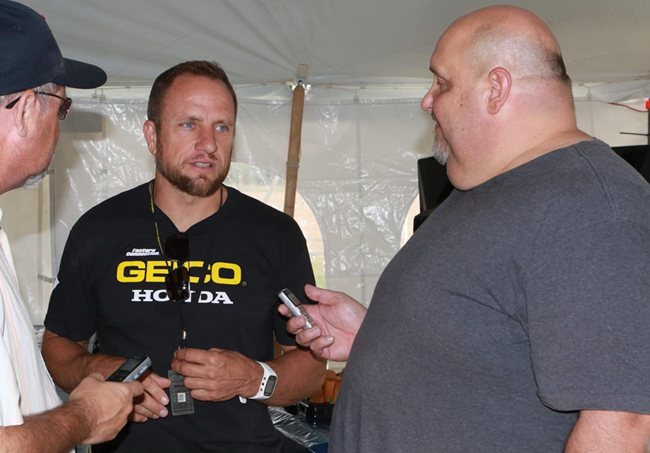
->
[152, 184, 222, 303]
[164, 233, 190, 301]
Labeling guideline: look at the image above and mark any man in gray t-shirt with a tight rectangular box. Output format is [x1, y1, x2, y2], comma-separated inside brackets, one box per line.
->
[281, 5, 650, 453]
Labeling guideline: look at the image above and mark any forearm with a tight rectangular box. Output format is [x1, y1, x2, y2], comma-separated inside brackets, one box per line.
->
[172, 346, 325, 404]
[0, 399, 91, 453]
[565, 410, 650, 453]
[42, 330, 124, 392]
[264, 347, 326, 407]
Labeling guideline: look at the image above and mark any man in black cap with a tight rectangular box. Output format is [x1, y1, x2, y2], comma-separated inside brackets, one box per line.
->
[0, 1, 143, 452]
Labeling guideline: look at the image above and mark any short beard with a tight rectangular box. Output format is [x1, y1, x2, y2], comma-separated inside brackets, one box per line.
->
[21, 169, 48, 188]
[432, 128, 450, 166]
[155, 139, 229, 198]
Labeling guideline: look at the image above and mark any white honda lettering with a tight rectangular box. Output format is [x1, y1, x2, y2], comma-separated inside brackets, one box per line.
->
[198, 291, 213, 303]
[153, 290, 170, 302]
[132, 289, 153, 302]
[213, 292, 234, 305]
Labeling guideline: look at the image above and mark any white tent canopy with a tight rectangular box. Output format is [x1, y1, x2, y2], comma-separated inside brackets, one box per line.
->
[1, 0, 649, 326]
[21, 0, 650, 90]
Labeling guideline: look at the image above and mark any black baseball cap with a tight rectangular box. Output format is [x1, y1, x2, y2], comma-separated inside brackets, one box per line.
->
[0, 0, 107, 96]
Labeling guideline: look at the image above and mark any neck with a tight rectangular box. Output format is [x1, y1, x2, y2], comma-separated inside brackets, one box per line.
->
[152, 176, 226, 232]
[449, 125, 592, 191]
[497, 128, 593, 175]
[0, 142, 28, 194]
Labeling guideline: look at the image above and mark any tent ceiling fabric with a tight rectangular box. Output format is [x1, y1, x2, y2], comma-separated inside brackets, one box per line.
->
[22, 0, 650, 88]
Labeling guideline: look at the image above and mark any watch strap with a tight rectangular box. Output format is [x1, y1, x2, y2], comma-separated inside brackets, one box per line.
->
[249, 361, 277, 400]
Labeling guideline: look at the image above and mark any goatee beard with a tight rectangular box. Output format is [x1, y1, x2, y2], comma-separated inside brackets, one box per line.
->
[21, 169, 48, 188]
[155, 141, 228, 198]
[432, 128, 449, 166]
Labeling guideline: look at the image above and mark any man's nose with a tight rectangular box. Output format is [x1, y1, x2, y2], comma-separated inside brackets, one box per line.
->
[421, 87, 434, 112]
[197, 127, 217, 154]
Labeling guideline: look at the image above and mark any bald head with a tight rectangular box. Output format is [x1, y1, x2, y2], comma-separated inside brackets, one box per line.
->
[422, 6, 590, 190]
[445, 6, 571, 91]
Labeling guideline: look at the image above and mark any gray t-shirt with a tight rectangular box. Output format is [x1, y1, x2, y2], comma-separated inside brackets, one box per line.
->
[330, 140, 650, 453]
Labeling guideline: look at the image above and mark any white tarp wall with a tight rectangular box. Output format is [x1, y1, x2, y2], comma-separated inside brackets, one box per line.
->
[0, 85, 647, 325]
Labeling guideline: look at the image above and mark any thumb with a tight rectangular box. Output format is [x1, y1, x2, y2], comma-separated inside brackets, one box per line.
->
[305, 284, 337, 306]
[124, 380, 144, 397]
[147, 372, 172, 387]
[86, 372, 105, 382]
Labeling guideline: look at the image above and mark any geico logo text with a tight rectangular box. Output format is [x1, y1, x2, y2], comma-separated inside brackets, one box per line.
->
[117, 260, 241, 285]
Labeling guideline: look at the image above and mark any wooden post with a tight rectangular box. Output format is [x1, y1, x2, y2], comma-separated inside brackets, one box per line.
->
[283, 64, 308, 218]
[277, 65, 308, 358]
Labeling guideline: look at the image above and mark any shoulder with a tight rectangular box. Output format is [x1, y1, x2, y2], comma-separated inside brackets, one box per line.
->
[226, 186, 302, 231]
[573, 140, 650, 196]
[509, 140, 650, 225]
[512, 141, 650, 268]
[557, 140, 650, 223]
[70, 182, 150, 236]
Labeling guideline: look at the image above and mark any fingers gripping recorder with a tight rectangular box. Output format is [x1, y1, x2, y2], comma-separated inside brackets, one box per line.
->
[107, 356, 151, 382]
[279, 288, 317, 330]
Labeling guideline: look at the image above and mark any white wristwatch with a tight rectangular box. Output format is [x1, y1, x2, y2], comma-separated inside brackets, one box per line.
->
[250, 361, 277, 400]
[239, 361, 277, 403]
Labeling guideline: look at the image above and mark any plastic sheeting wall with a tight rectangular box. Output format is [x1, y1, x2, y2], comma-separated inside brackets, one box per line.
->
[0, 94, 647, 325]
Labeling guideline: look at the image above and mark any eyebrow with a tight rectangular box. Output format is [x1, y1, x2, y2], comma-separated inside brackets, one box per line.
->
[429, 67, 442, 78]
[176, 113, 234, 126]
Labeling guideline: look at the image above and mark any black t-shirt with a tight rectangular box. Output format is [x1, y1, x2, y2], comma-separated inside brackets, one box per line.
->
[45, 183, 315, 453]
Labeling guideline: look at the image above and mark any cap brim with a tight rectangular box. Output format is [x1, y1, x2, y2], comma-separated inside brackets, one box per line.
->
[52, 57, 107, 89]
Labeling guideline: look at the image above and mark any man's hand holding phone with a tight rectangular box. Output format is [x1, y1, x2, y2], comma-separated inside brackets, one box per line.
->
[278, 288, 318, 329]
[279, 284, 367, 362]
[129, 371, 171, 422]
[105, 356, 171, 423]
[67, 372, 144, 445]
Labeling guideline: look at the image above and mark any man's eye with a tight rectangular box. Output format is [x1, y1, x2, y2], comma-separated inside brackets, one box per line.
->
[182, 122, 194, 128]
[216, 125, 228, 132]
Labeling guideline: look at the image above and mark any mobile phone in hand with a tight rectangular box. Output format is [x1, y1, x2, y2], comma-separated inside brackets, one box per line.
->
[107, 356, 151, 382]
[278, 288, 317, 330]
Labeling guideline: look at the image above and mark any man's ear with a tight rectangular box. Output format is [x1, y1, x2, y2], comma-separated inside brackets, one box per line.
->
[486, 67, 511, 115]
[143, 120, 158, 155]
[11, 90, 39, 138]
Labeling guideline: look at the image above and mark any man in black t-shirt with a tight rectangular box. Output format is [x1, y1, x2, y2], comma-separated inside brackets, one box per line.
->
[43, 61, 325, 453]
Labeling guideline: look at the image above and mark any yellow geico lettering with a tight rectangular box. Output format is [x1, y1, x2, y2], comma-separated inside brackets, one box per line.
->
[211, 262, 241, 285]
[117, 260, 242, 285]
[146, 261, 169, 282]
[116, 261, 146, 282]
[187, 261, 203, 284]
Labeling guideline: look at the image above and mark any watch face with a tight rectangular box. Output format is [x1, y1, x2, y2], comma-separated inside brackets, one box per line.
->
[264, 376, 277, 397]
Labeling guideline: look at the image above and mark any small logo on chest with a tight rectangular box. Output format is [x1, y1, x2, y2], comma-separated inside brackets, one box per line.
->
[125, 248, 160, 257]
